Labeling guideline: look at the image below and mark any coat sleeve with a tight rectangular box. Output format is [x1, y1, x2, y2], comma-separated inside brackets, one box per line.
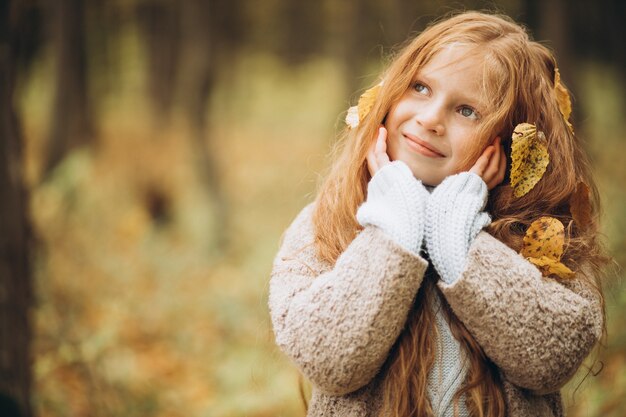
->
[439, 231, 603, 394]
[269, 205, 429, 396]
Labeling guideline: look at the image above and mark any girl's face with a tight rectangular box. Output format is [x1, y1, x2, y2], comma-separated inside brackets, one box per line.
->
[384, 45, 494, 186]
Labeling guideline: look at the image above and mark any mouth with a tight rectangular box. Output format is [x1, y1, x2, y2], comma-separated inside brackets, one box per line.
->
[402, 133, 446, 158]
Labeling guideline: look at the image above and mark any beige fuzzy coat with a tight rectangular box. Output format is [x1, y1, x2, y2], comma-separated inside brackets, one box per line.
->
[269, 205, 603, 416]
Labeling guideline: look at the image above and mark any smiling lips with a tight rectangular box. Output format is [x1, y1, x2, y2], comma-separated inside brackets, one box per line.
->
[402, 133, 446, 158]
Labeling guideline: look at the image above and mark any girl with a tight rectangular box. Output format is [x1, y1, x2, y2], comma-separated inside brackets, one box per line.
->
[269, 11, 607, 417]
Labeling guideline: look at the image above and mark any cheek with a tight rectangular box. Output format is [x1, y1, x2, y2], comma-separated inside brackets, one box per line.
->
[385, 98, 413, 129]
[386, 132, 401, 160]
[384, 110, 401, 132]
[453, 132, 484, 170]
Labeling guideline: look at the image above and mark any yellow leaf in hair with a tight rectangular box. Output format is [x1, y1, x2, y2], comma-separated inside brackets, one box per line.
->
[521, 217, 574, 279]
[344, 83, 382, 129]
[555, 68, 574, 133]
[510, 123, 550, 197]
[527, 256, 575, 279]
[570, 181, 592, 230]
[522, 217, 564, 259]
[554, 69, 571, 119]
[357, 84, 382, 122]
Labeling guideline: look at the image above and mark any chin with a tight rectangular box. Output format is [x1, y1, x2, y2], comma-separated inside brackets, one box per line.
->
[391, 151, 446, 186]
[407, 168, 443, 187]
[421, 178, 442, 187]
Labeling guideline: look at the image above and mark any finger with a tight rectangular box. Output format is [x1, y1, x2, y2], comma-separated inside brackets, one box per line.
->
[375, 127, 386, 153]
[486, 141, 507, 190]
[366, 127, 388, 175]
[366, 146, 378, 176]
[496, 143, 507, 182]
[366, 131, 379, 174]
[374, 127, 391, 168]
[483, 137, 502, 183]
[469, 145, 494, 177]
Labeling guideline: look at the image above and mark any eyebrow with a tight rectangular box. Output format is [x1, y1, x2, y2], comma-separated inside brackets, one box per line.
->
[457, 93, 486, 112]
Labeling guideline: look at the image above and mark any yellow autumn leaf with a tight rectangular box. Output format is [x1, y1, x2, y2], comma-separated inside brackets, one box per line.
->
[521, 217, 574, 279]
[344, 83, 382, 129]
[527, 256, 575, 279]
[357, 83, 382, 122]
[510, 123, 536, 177]
[554, 68, 571, 120]
[570, 181, 592, 231]
[554, 68, 574, 133]
[510, 123, 550, 197]
[522, 216, 564, 259]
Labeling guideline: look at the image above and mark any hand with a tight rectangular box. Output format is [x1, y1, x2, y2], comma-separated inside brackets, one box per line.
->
[366, 126, 391, 176]
[425, 172, 490, 284]
[357, 161, 429, 255]
[470, 136, 506, 190]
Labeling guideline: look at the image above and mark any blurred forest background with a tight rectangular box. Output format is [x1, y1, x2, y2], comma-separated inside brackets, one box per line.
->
[1, 0, 625, 416]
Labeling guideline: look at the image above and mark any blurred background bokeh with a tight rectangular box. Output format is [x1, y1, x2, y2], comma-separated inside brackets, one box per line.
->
[1, 0, 625, 416]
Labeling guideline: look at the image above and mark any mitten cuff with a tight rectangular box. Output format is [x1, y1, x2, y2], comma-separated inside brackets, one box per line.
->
[367, 160, 415, 198]
[437, 171, 487, 197]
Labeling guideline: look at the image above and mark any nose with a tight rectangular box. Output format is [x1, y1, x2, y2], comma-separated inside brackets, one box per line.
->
[416, 101, 445, 135]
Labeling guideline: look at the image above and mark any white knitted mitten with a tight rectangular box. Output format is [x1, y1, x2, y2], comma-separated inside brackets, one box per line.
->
[356, 161, 429, 255]
[425, 172, 491, 284]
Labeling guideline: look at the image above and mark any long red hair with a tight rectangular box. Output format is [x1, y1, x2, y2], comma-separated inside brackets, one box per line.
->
[311, 11, 607, 417]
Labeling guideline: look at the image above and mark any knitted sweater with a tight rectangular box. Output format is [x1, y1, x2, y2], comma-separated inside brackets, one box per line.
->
[269, 204, 603, 417]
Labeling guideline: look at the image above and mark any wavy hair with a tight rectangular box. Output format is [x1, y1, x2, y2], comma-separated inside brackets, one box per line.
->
[311, 11, 608, 417]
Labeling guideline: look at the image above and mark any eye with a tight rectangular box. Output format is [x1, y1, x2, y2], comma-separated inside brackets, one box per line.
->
[413, 82, 430, 95]
[458, 105, 479, 120]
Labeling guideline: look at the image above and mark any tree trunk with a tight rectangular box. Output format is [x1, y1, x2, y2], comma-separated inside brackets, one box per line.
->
[43, 0, 94, 177]
[280, 0, 323, 65]
[136, 0, 182, 125]
[532, 0, 579, 123]
[327, 0, 373, 98]
[0, 1, 33, 416]
[179, 0, 229, 251]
